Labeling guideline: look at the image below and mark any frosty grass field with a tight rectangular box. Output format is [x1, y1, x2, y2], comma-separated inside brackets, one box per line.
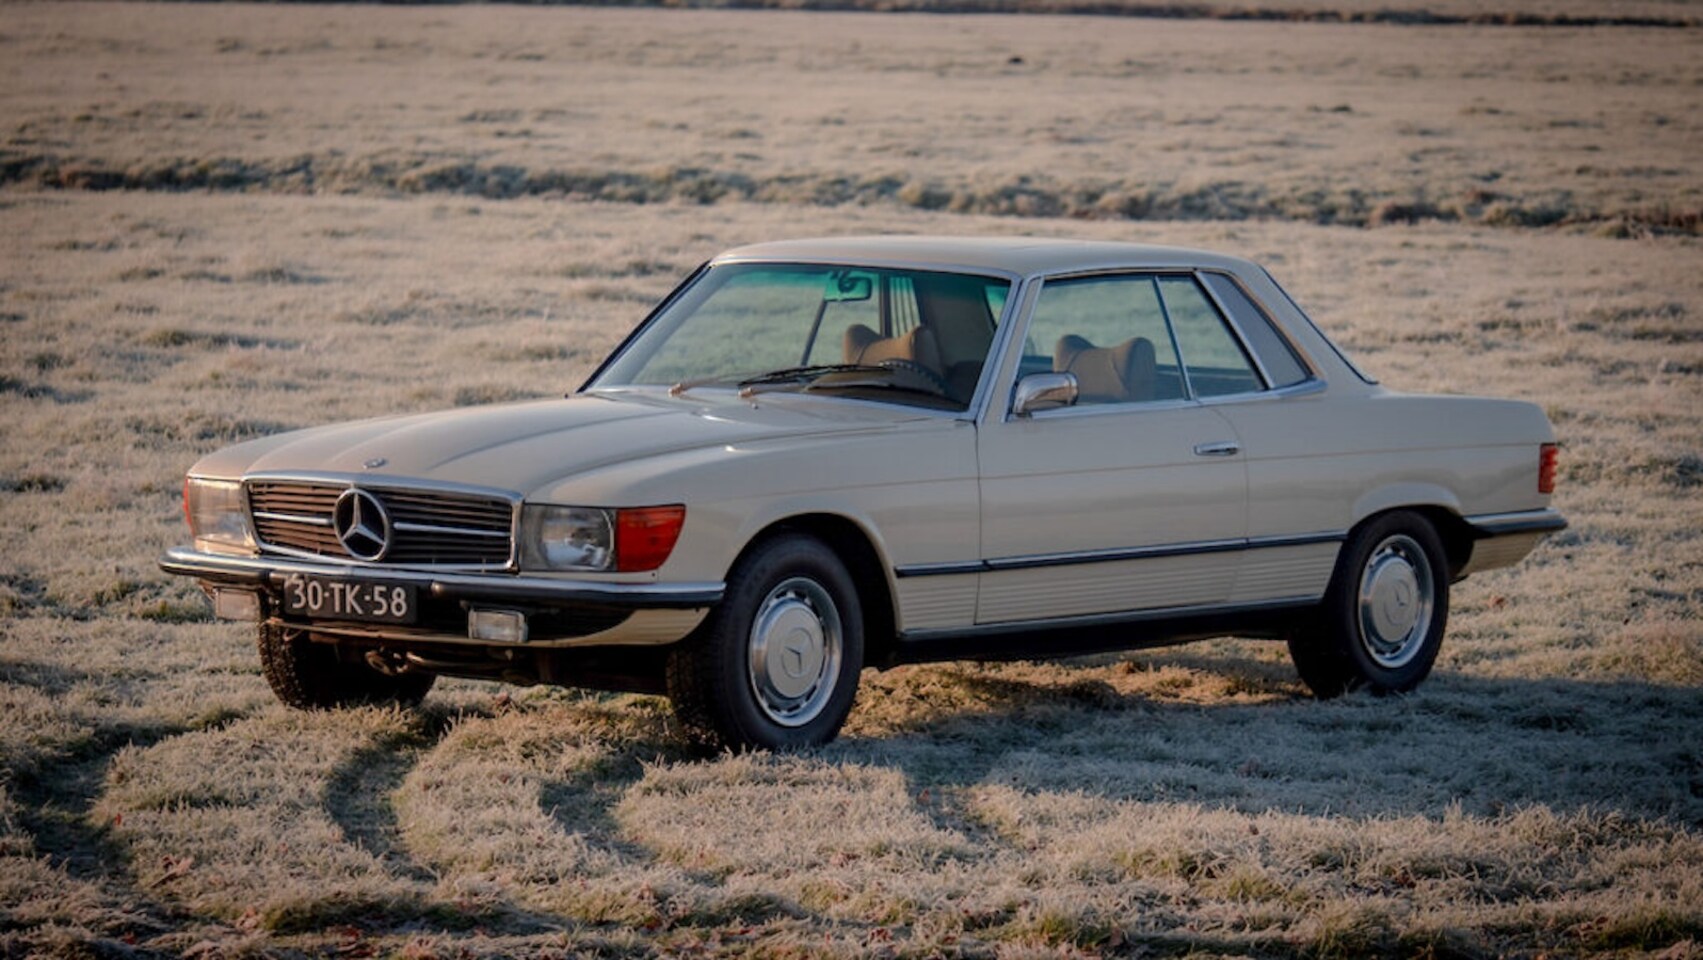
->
[1, 2, 1701, 957]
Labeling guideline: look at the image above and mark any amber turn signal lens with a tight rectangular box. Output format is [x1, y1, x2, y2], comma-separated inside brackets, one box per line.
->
[615, 505, 687, 572]
[1538, 443, 1558, 495]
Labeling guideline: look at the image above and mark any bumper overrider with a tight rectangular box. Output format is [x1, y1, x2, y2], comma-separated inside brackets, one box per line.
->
[159, 546, 723, 648]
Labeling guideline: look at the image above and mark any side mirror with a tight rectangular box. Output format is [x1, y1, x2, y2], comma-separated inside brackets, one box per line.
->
[1012, 372, 1078, 417]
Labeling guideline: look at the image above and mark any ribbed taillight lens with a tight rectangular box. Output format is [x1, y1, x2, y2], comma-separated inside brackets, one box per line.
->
[1538, 443, 1558, 495]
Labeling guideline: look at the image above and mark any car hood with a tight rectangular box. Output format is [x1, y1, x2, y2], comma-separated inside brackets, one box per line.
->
[189, 391, 940, 498]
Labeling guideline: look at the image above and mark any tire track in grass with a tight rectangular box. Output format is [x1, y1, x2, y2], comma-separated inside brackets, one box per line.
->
[391, 696, 709, 927]
[0, 653, 244, 954]
[94, 707, 460, 936]
[2, 727, 193, 955]
[393, 694, 921, 945]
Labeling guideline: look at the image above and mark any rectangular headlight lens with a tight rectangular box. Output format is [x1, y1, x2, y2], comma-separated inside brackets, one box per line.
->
[185, 478, 256, 556]
[520, 505, 614, 571]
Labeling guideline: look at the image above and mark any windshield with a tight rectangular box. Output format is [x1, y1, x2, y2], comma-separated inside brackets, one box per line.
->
[590, 263, 1012, 411]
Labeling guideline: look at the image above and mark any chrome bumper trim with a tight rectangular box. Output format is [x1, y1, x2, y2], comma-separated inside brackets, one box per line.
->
[1462, 508, 1569, 538]
[159, 547, 723, 609]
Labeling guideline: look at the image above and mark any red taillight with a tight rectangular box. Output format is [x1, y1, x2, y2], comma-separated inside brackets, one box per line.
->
[1538, 443, 1558, 495]
[182, 476, 193, 531]
[615, 505, 686, 572]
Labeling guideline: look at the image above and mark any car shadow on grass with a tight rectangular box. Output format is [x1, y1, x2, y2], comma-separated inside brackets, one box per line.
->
[833, 653, 1703, 826]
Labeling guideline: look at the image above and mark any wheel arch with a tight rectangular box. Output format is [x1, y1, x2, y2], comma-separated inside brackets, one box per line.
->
[734, 512, 900, 669]
[1347, 501, 1476, 582]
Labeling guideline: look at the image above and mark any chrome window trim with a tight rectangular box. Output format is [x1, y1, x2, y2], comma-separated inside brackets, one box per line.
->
[982, 274, 1046, 427]
[1150, 274, 1198, 401]
[962, 275, 1031, 423]
[708, 252, 1026, 284]
[1018, 395, 1201, 422]
[1194, 270, 1274, 389]
[1197, 269, 1322, 384]
[578, 260, 710, 392]
[239, 470, 524, 573]
[1261, 267, 1377, 385]
[586, 383, 971, 421]
[1194, 377, 1329, 407]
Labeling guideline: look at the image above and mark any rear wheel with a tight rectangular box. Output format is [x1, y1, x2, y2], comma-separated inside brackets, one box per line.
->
[1288, 511, 1449, 697]
[666, 533, 864, 751]
[257, 624, 434, 709]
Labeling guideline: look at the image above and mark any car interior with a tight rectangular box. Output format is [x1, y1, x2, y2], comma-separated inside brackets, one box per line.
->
[833, 272, 998, 406]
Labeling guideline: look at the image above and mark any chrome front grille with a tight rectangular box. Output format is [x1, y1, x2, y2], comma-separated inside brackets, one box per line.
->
[247, 479, 515, 568]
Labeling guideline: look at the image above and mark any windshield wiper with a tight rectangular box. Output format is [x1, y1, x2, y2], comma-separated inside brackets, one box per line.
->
[668, 373, 742, 397]
[737, 364, 889, 388]
[669, 364, 887, 397]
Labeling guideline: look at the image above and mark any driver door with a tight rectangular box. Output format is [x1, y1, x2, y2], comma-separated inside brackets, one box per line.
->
[975, 273, 1249, 625]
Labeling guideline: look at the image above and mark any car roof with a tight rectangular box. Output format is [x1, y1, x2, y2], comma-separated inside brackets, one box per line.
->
[712, 236, 1259, 279]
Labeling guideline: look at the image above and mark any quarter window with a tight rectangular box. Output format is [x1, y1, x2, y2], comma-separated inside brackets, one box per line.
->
[1199, 273, 1309, 388]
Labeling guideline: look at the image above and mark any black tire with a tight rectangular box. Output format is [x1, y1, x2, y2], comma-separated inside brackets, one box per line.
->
[1288, 511, 1450, 698]
[666, 533, 864, 751]
[257, 624, 434, 709]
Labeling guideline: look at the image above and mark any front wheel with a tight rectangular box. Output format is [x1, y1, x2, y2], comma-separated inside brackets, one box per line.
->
[1288, 511, 1450, 698]
[257, 624, 435, 709]
[666, 533, 864, 751]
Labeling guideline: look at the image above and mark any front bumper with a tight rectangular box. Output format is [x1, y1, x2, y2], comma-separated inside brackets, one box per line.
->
[159, 546, 722, 647]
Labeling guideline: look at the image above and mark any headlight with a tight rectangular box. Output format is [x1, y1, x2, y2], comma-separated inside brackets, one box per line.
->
[183, 477, 256, 556]
[520, 505, 614, 571]
[520, 504, 686, 573]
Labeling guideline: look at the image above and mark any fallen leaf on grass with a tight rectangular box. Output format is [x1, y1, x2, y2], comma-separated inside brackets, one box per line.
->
[150, 854, 195, 887]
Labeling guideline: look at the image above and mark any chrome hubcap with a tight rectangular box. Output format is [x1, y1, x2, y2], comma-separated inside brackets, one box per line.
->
[1356, 533, 1435, 669]
[747, 577, 842, 727]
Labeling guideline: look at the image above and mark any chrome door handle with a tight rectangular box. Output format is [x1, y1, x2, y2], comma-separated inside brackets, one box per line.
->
[1194, 441, 1240, 457]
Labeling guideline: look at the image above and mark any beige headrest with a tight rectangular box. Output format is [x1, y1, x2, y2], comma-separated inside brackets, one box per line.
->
[1054, 335, 1158, 403]
[844, 324, 942, 371]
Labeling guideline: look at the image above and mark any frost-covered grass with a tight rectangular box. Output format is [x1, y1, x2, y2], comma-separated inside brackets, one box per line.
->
[1, 3, 1699, 233]
[2, 189, 1698, 958]
[1, 4, 1701, 957]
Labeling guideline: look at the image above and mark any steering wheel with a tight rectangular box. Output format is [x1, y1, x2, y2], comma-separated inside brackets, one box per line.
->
[877, 359, 952, 396]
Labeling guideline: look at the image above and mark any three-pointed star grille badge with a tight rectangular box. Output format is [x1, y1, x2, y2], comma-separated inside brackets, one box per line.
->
[333, 488, 392, 561]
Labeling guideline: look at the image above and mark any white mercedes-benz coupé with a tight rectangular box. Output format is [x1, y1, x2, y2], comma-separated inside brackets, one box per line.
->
[162, 238, 1565, 749]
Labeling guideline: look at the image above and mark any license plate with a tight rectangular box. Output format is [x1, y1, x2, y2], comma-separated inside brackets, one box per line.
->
[281, 575, 416, 625]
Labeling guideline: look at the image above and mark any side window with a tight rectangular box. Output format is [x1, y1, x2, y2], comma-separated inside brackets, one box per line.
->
[1157, 276, 1262, 398]
[1026, 275, 1185, 405]
[1199, 273, 1309, 388]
